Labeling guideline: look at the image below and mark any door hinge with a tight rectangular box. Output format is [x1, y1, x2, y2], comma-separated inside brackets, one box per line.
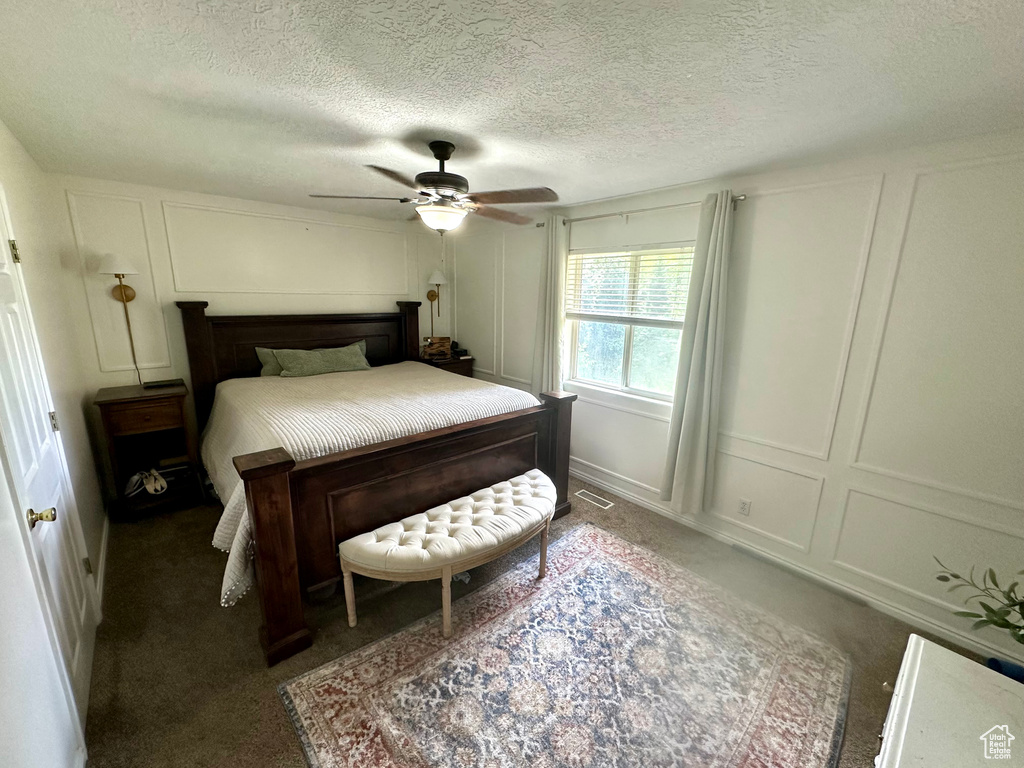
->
[49, 411, 60, 431]
[82, 557, 93, 575]
[8, 239, 21, 264]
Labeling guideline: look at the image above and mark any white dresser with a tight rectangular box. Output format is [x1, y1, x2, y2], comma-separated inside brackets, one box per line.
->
[876, 634, 1024, 766]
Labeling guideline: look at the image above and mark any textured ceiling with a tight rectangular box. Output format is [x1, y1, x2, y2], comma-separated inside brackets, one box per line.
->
[0, 0, 1021, 217]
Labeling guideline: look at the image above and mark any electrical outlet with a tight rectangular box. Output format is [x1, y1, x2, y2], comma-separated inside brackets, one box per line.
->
[738, 498, 752, 516]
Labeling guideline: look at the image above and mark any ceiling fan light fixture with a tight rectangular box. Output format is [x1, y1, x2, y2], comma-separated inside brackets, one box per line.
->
[415, 202, 468, 232]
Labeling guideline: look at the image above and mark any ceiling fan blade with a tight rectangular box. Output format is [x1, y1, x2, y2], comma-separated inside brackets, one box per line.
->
[309, 194, 415, 201]
[465, 187, 558, 205]
[367, 165, 420, 190]
[472, 206, 533, 225]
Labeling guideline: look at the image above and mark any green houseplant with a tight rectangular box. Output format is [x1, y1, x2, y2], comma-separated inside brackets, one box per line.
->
[934, 558, 1024, 646]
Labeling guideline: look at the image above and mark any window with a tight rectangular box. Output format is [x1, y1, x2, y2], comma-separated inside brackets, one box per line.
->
[565, 246, 693, 398]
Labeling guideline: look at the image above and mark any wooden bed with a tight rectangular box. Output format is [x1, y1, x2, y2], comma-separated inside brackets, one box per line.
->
[176, 300, 576, 665]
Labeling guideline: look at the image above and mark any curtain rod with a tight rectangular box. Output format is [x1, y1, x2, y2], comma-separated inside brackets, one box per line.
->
[564, 194, 746, 225]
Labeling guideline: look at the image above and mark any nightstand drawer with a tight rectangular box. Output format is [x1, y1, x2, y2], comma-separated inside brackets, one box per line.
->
[105, 399, 182, 435]
[429, 358, 474, 378]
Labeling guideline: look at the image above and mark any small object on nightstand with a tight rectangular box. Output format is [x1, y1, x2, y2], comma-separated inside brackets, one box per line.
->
[94, 383, 202, 516]
[142, 377, 185, 390]
[426, 356, 474, 378]
[421, 336, 453, 360]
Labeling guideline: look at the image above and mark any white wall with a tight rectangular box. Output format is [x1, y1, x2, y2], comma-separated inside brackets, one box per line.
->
[0, 119, 106, 570]
[456, 130, 1024, 662]
[53, 174, 451, 398]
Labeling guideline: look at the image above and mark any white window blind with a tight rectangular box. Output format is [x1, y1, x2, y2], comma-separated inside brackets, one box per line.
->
[564, 247, 695, 326]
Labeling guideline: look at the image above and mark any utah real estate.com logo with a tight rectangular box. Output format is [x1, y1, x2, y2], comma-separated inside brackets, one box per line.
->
[980, 725, 1014, 760]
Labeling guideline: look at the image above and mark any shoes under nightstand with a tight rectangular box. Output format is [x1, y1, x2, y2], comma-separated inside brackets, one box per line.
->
[94, 383, 203, 516]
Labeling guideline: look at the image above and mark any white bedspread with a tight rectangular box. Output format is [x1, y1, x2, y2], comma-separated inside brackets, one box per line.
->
[202, 361, 541, 605]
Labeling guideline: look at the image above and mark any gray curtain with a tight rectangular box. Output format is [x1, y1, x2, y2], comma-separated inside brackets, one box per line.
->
[532, 214, 568, 393]
[661, 191, 734, 510]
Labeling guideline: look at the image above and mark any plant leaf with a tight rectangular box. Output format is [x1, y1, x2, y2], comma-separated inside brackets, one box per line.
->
[988, 569, 1000, 589]
[972, 619, 993, 631]
[936, 574, 950, 582]
[953, 611, 982, 618]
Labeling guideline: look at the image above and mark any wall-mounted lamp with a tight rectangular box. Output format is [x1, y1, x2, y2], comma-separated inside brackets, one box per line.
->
[97, 253, 143, 386]
[426, 269, 448, 336]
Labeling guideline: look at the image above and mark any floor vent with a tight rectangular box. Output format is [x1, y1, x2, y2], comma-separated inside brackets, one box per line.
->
[575, 489, 614, 509]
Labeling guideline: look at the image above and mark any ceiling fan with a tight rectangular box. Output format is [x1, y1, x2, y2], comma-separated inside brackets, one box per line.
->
[311, 140, 558, 232]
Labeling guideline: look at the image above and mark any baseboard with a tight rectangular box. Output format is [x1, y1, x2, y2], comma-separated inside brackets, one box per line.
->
[569, 466, 1024, 665]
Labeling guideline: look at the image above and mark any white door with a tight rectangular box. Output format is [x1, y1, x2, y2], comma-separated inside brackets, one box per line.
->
[0, 471, 86, 767]
[0, 185, 98, 765]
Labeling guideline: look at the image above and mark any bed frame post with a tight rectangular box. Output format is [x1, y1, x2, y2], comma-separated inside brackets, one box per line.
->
[396, 301, 422, 360]
[176, 301, 216, 431]
[539, 391, 577, 517]
[233, 448, 312, 666]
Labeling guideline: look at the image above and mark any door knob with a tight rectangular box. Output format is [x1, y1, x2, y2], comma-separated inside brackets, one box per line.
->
[26, 507, 57, 529]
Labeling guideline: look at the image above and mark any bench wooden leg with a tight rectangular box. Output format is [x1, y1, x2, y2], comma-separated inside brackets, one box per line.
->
[441, 566, 452, 638]
[539, 519, 550, 579]
[342, 566, 357, 628]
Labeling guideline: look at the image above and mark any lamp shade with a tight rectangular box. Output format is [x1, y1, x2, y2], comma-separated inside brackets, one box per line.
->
[427, 269, 448, 286]
[96, 253, 139, 276]
[415, 203, 468, 232]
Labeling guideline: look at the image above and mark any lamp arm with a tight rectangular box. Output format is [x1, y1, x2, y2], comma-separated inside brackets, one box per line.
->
[117, 275, 143, 386]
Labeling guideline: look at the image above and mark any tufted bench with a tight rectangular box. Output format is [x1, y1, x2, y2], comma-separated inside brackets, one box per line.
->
[338, 468, 556, 637]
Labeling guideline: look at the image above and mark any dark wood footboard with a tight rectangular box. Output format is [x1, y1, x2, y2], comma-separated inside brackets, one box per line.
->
[234, 392, 576, 666]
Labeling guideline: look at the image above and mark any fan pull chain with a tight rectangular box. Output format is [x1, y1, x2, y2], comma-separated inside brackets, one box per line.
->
[439, 232, 445, 318]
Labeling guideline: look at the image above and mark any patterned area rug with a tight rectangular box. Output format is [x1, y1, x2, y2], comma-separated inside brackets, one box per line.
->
[280, 525, 851, 768]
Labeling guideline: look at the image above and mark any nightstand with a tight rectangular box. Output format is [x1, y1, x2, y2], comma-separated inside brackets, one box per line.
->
[425, 357, 474, 378]
[94, 384, 202, 515]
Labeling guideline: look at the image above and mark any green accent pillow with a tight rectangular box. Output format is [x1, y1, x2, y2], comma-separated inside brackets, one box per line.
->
[275, 341, 371, 378]
[257, 341, 368, 377]
[256, 347, 283, 377]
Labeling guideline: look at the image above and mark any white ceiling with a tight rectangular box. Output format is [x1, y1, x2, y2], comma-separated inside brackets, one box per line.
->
[1, 0, 1021, 218]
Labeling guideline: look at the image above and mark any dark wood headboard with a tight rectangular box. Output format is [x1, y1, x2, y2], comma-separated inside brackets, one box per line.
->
[176, 301, 421, 431]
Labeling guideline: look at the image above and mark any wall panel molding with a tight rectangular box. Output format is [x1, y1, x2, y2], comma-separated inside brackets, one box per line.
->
[452, 234, 499, 376]
[498, 240, 531, 384]
[848, 153, 1024, 512]
[831, 486, 1024, 616]
[65, 190, 171, 372]
[717, 431, 826, 460]
[709, 447, 825, 553]
[161, 201, 409, 296]
[722, 174, 883, 459]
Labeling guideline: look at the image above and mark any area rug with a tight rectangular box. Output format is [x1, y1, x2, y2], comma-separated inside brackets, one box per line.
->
[280, 525, 851, 768]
